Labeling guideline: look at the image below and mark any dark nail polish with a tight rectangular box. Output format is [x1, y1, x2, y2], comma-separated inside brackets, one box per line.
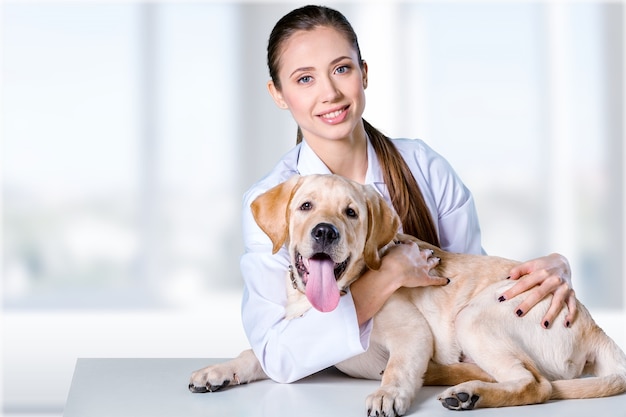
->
[516, 309, 523, 317]
[506, 276, 511, 279]
[498, 296, 505, 302]
[566, 321, 571, 328]
[446, 278, 451, 285]
[544, 321, 549, 328]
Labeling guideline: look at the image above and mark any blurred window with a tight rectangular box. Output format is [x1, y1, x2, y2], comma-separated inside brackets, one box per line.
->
[2, 2, 623, 310]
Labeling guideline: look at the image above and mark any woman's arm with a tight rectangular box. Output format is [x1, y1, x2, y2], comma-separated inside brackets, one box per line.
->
[351, 240, 447, 326]
[241, 244, 367, 383]
[241, 176, 375, 384]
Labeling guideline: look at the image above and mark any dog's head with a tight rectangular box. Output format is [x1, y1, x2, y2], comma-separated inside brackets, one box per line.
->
[251, 174, 400, 313]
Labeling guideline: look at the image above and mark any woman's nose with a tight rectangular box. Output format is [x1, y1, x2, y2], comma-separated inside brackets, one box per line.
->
[320, 77, 341, 102]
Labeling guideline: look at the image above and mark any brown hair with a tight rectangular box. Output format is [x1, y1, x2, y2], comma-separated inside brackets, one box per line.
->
[267, 5, 440, 247]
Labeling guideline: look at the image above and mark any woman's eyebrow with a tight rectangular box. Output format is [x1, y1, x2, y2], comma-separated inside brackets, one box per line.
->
[290, 66, 314, 78]
[329, 55, 353, 65]
[289, 56, 353, 78]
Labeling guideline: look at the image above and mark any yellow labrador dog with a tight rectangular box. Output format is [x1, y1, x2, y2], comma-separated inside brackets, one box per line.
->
[190, 174, 626, 415]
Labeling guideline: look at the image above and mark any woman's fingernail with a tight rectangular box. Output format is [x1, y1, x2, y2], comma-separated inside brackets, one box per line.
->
[498, 296, 506, 302]
[516, 309, 523, 317]
[506, 276, 511, 279]
[566, 321, 571, 328]
[446, 278, 451, 285]
[543, 321, 550, 328]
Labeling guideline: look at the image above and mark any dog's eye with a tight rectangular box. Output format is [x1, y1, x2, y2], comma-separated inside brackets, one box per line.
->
[345, 207, 358, 218]
[300, 202, 313, 211]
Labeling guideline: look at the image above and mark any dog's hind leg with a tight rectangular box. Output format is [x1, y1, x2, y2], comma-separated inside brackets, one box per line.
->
[437, 357, 553, 409]
[424, 361, 495, 386]
[189, 349, 267, 393]
[437, 298, 554, 409]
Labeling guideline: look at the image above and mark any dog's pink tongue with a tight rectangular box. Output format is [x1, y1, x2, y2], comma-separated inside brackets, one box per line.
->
[305, 257, 340, 312]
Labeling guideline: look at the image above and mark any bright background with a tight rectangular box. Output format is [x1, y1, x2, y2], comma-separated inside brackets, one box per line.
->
[2, 1, 625, 415]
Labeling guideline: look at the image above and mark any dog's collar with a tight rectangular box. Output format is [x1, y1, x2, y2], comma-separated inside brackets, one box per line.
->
[288, 265, 298, 289]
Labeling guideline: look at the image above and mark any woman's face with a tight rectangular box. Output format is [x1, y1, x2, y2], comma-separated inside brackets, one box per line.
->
[268, 26, 368, 145]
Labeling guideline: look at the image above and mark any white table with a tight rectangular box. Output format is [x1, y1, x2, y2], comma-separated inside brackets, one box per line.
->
[63, 358, 626, 417]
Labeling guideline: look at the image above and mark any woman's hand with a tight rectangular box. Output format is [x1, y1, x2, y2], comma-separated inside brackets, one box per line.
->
[383, 240, 449, 289]
[351, 239, 447, 327]
[499, 253, 576, 328]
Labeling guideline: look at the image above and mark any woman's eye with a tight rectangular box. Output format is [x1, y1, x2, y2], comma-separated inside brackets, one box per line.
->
[335, 65, 350, 75]
[298, 75, 313, 84]
[345, 207, 357, 218]
[300, 202, 313, 211]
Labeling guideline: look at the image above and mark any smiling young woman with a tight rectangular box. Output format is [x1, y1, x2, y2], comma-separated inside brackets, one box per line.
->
[233, 4, 575, 384]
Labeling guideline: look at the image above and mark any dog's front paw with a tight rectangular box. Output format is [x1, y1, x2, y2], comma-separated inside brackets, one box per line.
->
[366, 386, 411, 417]
[438, 387, 480, 410]
[188, 364, 236, 393]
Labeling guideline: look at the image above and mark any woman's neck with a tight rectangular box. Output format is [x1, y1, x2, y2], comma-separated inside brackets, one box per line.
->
[305, 130, 368, 184]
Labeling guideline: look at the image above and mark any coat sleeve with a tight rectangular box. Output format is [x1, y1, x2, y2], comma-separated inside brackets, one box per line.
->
[239, 185, 373, 383]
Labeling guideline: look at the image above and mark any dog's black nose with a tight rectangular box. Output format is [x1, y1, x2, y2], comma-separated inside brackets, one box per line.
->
[312, 223, 339, 247]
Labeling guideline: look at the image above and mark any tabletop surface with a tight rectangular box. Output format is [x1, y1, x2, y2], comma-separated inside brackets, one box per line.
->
[63, 358, 626, 417]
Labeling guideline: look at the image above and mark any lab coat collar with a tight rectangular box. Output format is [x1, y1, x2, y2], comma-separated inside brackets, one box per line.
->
[296, 140, 332, 176]
[296, 138, 385, 187]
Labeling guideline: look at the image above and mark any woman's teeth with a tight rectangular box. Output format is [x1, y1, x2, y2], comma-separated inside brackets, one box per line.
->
[321, 109, 344, 119]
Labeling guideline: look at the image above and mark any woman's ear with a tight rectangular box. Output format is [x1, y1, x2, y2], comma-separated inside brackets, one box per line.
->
[267, 80, 288, 109]
[361, 60, 368, 89]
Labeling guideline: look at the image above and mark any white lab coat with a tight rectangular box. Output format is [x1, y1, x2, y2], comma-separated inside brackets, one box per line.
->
[239, 138, 484, 383]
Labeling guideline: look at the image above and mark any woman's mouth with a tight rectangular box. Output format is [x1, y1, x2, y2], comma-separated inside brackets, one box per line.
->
[318, 106, 349, 124]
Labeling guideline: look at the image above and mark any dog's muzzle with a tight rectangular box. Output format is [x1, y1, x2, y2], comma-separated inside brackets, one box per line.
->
[290, 222, 350, 313]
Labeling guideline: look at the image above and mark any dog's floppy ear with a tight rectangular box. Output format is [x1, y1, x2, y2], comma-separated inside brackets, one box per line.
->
[251, 174, 303, 254]
[363, 186, 401, 270]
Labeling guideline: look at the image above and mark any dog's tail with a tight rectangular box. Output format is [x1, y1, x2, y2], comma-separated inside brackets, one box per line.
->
[550, 326, 626, 400]
[551, 374, 626, 399]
